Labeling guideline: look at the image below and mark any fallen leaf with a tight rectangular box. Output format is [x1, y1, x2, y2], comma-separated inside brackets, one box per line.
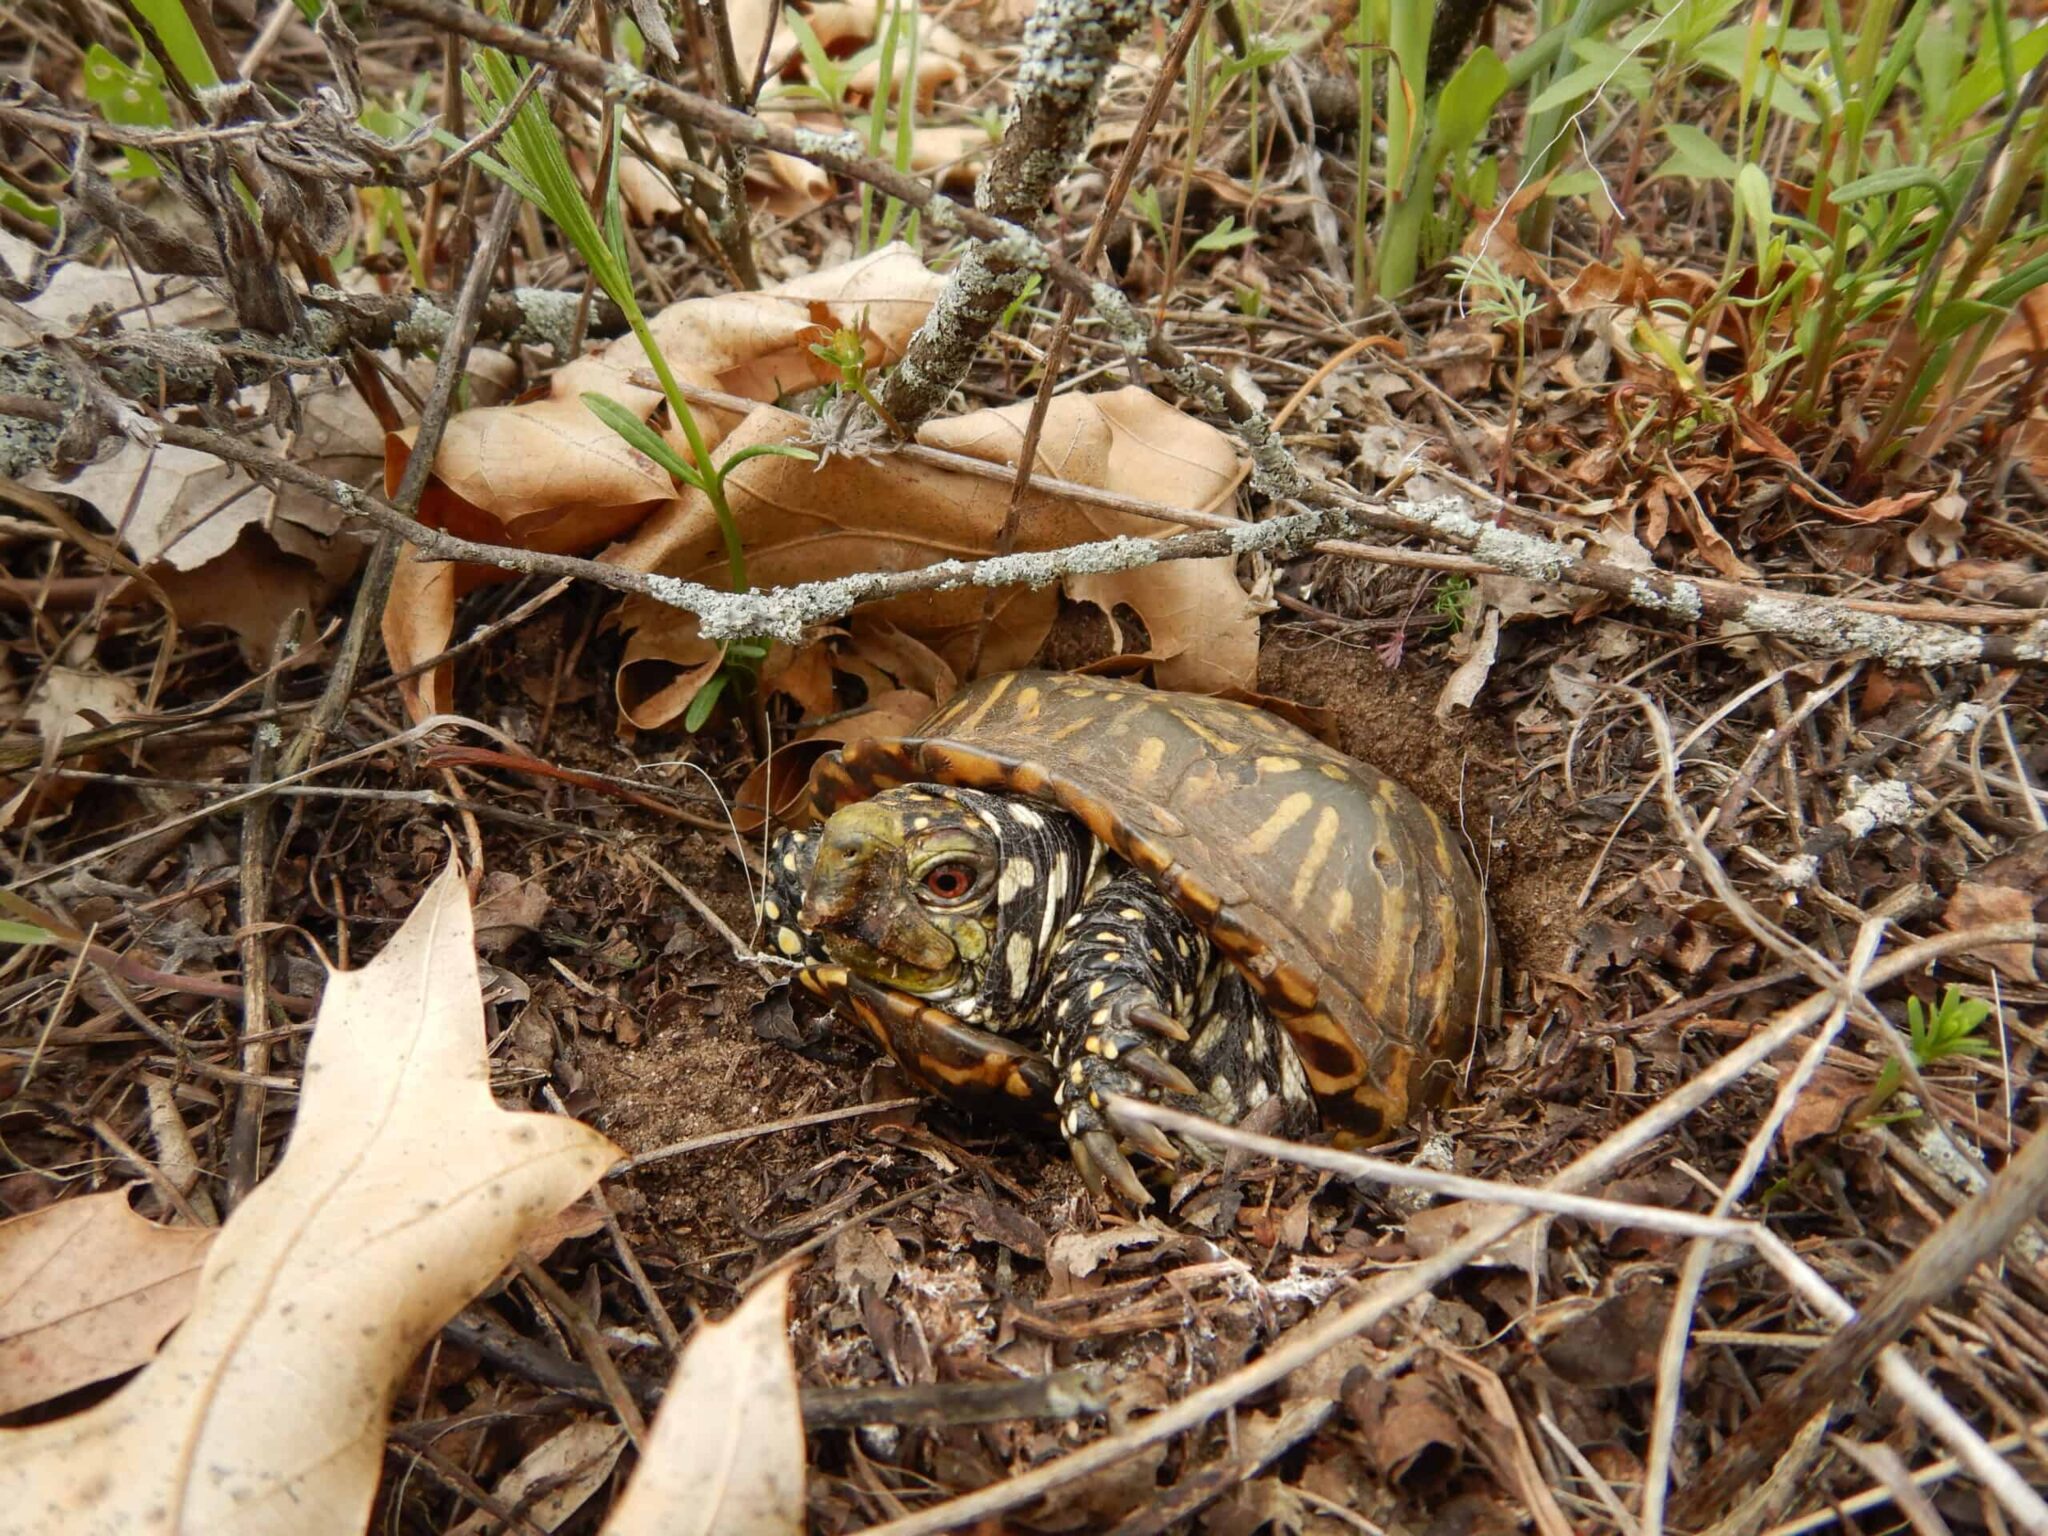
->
[1791, 484, 1933, 525]
[0, 1190, 214, 1415]
[1942, 878, 2041, 983]
[1776, 1066, 1869, 1154]
[1526, 1284, 1674, 1388]
[450, 1417, 626, 1536]
[473, 871, 552, 953]
[1435, 607, 1501, 719]
[383, 247, 945, 718]
[613, 388, 1254, 727]
[1348, 1368, 1463, 1484]
[600, 1269, 804, 1536]
[0, 863, 618, 1536]
[1906, 489, 1967, 569]
[1403, 1201, 1546, 1276]
[24, 665, 138, 743]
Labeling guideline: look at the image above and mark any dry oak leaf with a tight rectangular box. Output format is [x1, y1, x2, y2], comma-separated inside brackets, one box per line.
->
[600, 1268, 804, 1536]
[609, 387, 1253, 727]
[450, 1417, 626, 1536]
[0, 862, 618, 1536]
[0, 1190, 214, 1416]
[383, 246, 944, 718]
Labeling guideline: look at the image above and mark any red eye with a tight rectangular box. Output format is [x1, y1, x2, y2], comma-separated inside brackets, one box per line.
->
[923, 862, 976, 901]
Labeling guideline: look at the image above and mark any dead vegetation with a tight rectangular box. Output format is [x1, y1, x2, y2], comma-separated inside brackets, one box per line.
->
[2, 0, 2048, 1532]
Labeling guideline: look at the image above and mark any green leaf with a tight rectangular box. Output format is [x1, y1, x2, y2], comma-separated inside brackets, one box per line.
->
[1692, 27, 1822, 123]
[1655, 123, 1741, 182]
[131, 0, 218, 89]
[1191, 216, 1259, 254]
[683, 671, 731, 733]
[1733, 162, 1775, 262]
[0, 920, 53, 947]
[582, 392, 700, 487]
[1432, 45, 1509, 165]
[1831, 165, 1950, 203]
[0, 186, 57, 228]
[718, 443, 821, 474]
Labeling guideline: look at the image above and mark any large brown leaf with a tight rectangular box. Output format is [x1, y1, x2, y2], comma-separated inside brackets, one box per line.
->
[611, 386, 1254, 728]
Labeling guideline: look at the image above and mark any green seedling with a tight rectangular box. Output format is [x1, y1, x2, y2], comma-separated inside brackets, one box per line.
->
[461, 43, 814, 729]
[1864, 985, 1997, 1114]
[808, 325, 901, 434]
[1431, 574, 1476, 629]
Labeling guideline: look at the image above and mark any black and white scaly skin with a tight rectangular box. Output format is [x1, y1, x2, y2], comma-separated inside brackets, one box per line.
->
[1043, 872, 1315, 1178]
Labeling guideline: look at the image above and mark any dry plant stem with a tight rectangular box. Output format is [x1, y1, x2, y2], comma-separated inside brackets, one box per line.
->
[10, 712, 518, 893]
[1762, 1415, 2048, 1536]
[365, 0, 1297, 478]
[16, 6, 2048, 665]
[280, 189, 523, 779]
[227, 613, 303, 1206]
[514, 1253, 649, 1450]
[876, 0, 1153, 430]
[971, 0, 1213, 673]
[1104, 1397, 1334, 1536]
[859, 922, 2048, 1536]
[617, 1096, 923, 1169]
[693, 0, 761, 288]
[394, 1436, 551, 1536]
[1673, 1120, 2048, 1527]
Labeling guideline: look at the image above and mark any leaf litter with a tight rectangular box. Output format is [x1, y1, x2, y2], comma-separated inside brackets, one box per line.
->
[3, 0, 2048, 1531]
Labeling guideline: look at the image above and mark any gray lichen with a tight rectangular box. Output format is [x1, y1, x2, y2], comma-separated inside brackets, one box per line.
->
[1629, 575, 1704, 622]
[1735, 594, 1986, 667]
[392, 295, 455, 355]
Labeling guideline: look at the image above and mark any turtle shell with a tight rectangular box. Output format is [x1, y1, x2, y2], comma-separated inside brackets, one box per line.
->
[804, 670, 1499, 1141]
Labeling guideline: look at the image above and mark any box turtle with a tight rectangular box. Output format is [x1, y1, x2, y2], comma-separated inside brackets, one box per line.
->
[759, 670, 1498, 1205]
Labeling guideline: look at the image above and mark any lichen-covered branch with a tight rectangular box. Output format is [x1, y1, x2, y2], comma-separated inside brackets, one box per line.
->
[0, 287, 612, 478]
[875, 0, 1150, 429]
[1314, 487, 2048, 667]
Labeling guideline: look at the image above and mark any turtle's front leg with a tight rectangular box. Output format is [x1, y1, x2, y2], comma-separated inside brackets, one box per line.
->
[759, 827, 827, 963]
[1039, 875, 1241, 1205]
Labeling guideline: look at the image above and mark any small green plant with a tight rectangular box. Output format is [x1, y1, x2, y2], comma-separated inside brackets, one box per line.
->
[809, 325, 900, 433]
[1130, 186, 1258, 287]
[1337, 0, 1512, 305]
[461, 45, 813, 727]
[1452, 251, 1543, 487]
[1430, 574, 1476, 629]
[1867, 985, 1997, 1110]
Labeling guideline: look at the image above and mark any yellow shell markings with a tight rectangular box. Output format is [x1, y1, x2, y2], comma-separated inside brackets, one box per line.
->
[1287, 803, 1344, 912]
[1129, 734, 1168, 790]
[1244, 790, 1316, 856]
[953, 670, 1018, 734]
[1165, 707, 1245, 757]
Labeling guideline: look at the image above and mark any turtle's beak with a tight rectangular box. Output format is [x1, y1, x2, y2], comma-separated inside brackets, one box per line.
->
[802, 801, 959, 982]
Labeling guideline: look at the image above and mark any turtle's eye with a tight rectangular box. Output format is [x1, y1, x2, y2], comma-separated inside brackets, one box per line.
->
[922, 860, 979, 902]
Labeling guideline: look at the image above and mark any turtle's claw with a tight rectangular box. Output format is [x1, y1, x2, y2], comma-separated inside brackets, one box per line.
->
[1073, 1128, 1152, 1208]
[1128, 1000, 1191, 1042]
[1105, 1098, 1183, 1164]
[1119, 1045, 1200, 1098]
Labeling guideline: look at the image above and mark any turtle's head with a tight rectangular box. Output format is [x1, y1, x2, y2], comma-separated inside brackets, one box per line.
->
[801, 788, 1000, 998]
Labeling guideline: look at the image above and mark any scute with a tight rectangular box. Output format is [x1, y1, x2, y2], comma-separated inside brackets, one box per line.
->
[811, 670, 1500, 1136]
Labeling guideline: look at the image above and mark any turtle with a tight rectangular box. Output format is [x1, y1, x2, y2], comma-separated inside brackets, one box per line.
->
[757, 670, 1498, 1204]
